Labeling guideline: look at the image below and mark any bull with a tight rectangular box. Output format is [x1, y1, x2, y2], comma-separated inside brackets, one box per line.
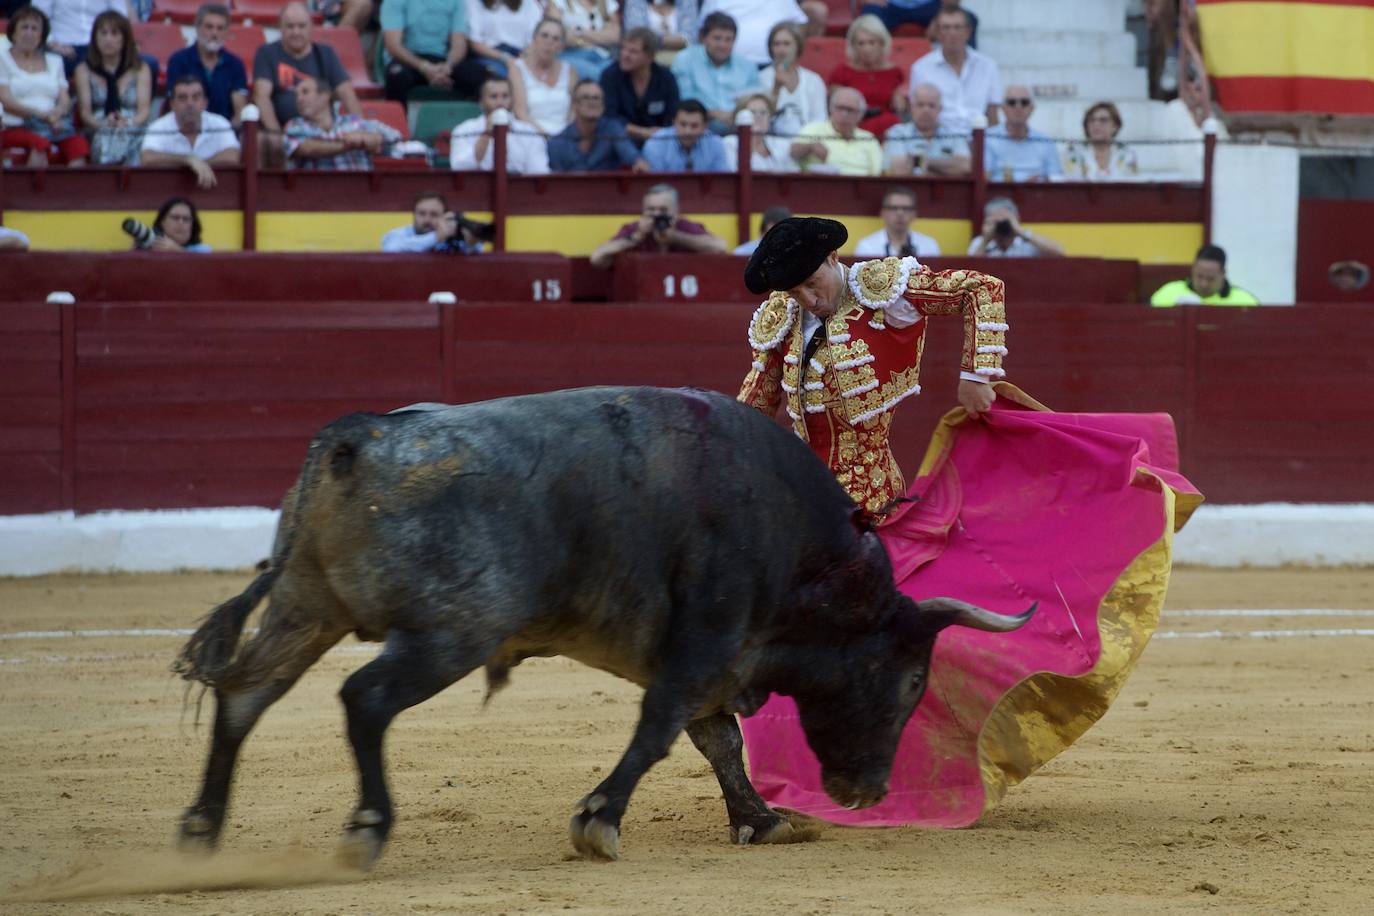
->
[174, 386, 1031, 865]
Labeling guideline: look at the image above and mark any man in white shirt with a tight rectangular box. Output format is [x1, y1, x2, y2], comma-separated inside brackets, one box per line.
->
[853, 186, 940, 258]
[697, 0, 825, 66]
[882, 84, 971, 177]
[140, 76, 242, 190]
[449, 76, 550, 175]
[967, 197, 1064, 258]
[909, 7, 1001, 136]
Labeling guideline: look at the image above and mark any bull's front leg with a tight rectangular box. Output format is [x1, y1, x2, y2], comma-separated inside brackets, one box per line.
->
[684, 712, 818, 847]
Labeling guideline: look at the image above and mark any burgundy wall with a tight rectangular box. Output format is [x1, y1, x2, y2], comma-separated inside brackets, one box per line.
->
[1296, 199, 1374, 303]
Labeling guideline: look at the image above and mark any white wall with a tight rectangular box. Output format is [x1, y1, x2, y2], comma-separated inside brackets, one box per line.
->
[1211, 144, 1300, 304]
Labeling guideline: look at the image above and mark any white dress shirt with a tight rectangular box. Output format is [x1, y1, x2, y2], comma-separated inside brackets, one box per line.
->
[140, 111, 241, 160]
[854, 228, 941, 258]
[909, 47, 1003, 136]
[449, 114, 551, 175]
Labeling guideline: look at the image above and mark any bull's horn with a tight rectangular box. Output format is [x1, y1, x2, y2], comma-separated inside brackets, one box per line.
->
[902, 598, 1037, 638]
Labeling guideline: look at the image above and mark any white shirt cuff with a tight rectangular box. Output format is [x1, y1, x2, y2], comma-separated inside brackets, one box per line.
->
[959, 371, 989, 384]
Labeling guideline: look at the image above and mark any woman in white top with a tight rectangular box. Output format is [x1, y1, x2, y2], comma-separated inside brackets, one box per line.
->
[510, 18, 575, 135]
[758, 22, 826, 137]
[544, 0, 620, 81]
[466, 0, 547, 77]
[0, 6, 90, 166]
[722, 94, 796, 173]
[1061, 100, 1140, 182]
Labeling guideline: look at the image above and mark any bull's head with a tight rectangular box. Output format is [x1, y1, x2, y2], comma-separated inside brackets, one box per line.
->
[792, 596, 1035, 811]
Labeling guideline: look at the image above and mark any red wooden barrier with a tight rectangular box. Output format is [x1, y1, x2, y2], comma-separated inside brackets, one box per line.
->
[0, 302, 64, 513]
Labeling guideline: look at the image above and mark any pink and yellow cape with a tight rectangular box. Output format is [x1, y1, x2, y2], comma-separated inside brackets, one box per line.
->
[740, 385, 1203, 827]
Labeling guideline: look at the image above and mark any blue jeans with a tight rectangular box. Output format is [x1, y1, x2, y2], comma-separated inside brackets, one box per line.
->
[859, 2, 979, 46]
[560, 47, 612, 82]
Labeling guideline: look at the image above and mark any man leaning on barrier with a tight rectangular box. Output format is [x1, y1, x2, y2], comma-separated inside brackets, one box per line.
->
[139, 75, 241, 190]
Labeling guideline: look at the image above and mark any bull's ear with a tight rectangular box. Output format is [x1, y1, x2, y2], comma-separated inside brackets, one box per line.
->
[897, 596, 1037, 644]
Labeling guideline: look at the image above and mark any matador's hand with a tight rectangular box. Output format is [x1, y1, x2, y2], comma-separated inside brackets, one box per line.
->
[958, 379, 996, 418]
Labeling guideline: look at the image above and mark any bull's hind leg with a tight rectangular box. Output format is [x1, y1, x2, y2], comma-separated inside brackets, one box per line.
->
[336, 627, 487, 871]
[685, 713, 815, 847]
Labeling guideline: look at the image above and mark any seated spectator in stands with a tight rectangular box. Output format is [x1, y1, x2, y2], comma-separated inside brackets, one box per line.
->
[382, 191, 471, 252]
[723, 94, 796, 172]
[1062, 100, 1139, 182]
[466, 0, 544, 78]
[622, 0, 698, 58]
[732, 204, 790, 255]
[853, 185, 940, 258]
[1329, 259, 1370, 293]
[642, 98, 727, 171]
[967, 197, 1064, 257]
[380, 0, 489, 104]
[589, 182, 728, 267]
[510, 18, 576, 135]
[1151, 245, 1259, 307]
[670, 13, 759, 134]
[858, 0, 977, 48]
[140, 75, 240, 189]
[32, 0, 128, 76]
[984, 85, 1061, 182]
[910, 6, 1000, 135]
[143, 196, 212, 252]
[165, 4, 248, 124]
[790, 86, 882, 177]
[0, 225, 31, 251]
[544, 0, 621, 82]
[830, 15, 906, 140]
[759, 22, 826, 137]
[0, 6, 89, 167]
[285, 76, 396, 170]
[883, 83, 970, 176]
[450, 75, 550, 173]
[599, 27, 679, 145]
[253, 2, 363, 163]
[74, 11, 150, 166]
[697, 0, 824, 66]
[548, 78, 648, 171]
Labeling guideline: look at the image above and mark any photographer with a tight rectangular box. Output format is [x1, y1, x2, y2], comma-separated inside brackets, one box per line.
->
[381, 191, 491, 254]
[124, 197, 212, 253]
[589, 183, 727, 269]
[967, 197, 1063, 258]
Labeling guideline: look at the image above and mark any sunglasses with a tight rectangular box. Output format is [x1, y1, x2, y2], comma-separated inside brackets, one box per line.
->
[1005, 98, 1033, 107]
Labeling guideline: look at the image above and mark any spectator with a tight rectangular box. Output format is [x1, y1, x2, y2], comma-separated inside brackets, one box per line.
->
[589, 182, 728, 267]
[382, 191, 464, 252]
[449, 75, 550, 173]
[510, 18, 576, 135]
[0, 6, 90, 167]
[32, 0, 128, 76]
[1150, 245, 1259, 306]
[548, 78, 647, 171]
[622, 0, 698, 58]
[722, 94, 796, 172]
[252, 1, 363, 158]
[909, 6, 1000, 135]
[140, 74, 240, 188]
[732, 204, 790, 255]
[1062, 101, 1139, 182]
[144, 196, 212, 252]
[544, 0, 621, 81]
[697, 0, 824, 66]
[983, 85, 1060, 182]
[759, 22, 826, 137]
[73, 11, 150, 165]
[642, 98, 727, 171]
[857, 0, 977, 48]
[830, 14, 906, 140]
[466, 0, 544, 77]
[1329, 260, 1370, 293]
[670, 12, 759, 134]
[968, 197, 1064, 257]
[853, 185, 940, 258]
[380, 0, 488, 103]
[284, 76, 396, 170]
[333, 0, 377, 36]
[790, 86, 882, 176]
[165, 4, 248, 125]
[883, 83, 970, 176]
[599, 27, 679, 144]
[0, 225, 31, 251]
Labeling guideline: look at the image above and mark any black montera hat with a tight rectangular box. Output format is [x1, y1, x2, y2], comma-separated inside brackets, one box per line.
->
[743, 217, 848, 295]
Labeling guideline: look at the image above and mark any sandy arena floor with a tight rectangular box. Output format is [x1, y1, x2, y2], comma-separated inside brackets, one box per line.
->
[1, 568, 1372, 914]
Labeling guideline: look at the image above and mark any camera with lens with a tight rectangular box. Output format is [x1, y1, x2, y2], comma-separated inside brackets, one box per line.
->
[993, 219, 1015, 238]
[652, 212, 674, 233]
[122, 217, 156, 249]
[436, 211, 496, 253]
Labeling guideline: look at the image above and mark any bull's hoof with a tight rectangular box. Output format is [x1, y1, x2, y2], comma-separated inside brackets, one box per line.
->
[731, 809, 822, 847]
[335, 808, 387, 872]
[569, 794, 620, 861]
[176, 810, 219, 854]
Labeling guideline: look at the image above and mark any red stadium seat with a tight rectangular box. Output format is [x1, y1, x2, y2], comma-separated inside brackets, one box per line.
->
[231, 0, 287, 24]
[223, 25, 267, 72]
[891, 36, 933, 77]
[803, 36, 847, 83]
[132, 21, 190, 89]
[822, 0, 855, 36]
[360, 99, 409, 139]
[324, 27, 382, 98]
[151, 0, 207, 24]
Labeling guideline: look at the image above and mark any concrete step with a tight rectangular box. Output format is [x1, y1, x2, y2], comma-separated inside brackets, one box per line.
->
[965, 0, 1129, 33]
[979, 30, 1138, 68]
[1002, 65, 1150, 101]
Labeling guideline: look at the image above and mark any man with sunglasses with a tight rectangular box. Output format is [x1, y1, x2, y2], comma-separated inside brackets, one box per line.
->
[983, 85, 1062, 182]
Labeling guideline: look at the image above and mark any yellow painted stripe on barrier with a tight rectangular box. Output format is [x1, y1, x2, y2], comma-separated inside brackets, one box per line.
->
[254, 211, 489, 251]
[6, 210, 244, 252]
[1035, 222, 1204, 263]
[1199, 2, 1374, 80]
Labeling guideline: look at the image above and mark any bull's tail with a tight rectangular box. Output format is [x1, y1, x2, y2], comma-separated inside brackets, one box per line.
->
[172, 563, 283, 689]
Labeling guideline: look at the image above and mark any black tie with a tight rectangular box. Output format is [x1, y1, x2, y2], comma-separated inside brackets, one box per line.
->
[798, 321, 826, 388]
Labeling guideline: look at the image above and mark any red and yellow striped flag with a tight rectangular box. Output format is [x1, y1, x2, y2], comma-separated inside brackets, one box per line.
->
[1197, 0, 1374, 114]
